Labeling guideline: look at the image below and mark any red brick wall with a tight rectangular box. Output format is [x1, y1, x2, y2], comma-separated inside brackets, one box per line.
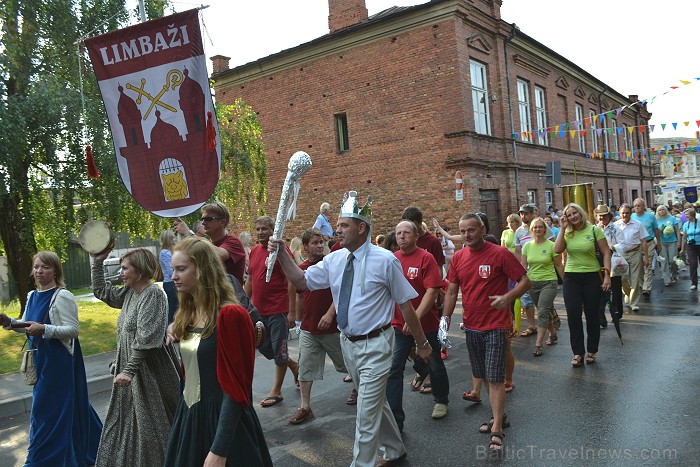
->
[214, 6, 653, 239]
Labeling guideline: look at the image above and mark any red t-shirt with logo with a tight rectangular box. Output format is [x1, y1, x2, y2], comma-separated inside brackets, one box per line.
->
[447, 241, 526, 331]
[392, 248, 443, 333]
[298, 257, 337, 335]
[248, 244, 291, 316]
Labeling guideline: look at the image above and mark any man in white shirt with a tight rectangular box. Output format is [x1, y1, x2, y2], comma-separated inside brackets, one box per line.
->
[614, 204, 648, 311]
[271, 191, 431, 467]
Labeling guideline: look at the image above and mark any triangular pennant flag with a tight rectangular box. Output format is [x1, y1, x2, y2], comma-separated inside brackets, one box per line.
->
[696, 120, 700, 128]
[670, 86, 678, 89]
[650, 124, 655, 132]
[684, 121, 690, 127]
[627, 126, 634, 134]
[672, 122, 678, 130]
[606, 127, 613, 135]
[661, 123, 667, 131]
[639, 126, 646, 133]
[681, 79, 691, 85]
[581, 129, 587, 137]
[616, 107, 623, 116]
[617, 127, 623, 134]
[569, 130, 576, 138]
[596, 128, 603, 136]
[593, 114, 599, 124]
[573, 121, 580, 130]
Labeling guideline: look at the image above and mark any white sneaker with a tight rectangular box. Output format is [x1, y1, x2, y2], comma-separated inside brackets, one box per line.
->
[691, 285, 697, 290]
[432, 403, 448, 419]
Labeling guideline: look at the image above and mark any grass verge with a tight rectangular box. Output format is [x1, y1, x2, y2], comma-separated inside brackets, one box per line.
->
[0, 297, 119, 374]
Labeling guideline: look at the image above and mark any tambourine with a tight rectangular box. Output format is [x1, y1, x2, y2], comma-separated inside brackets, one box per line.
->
[77, 221, 115, 256]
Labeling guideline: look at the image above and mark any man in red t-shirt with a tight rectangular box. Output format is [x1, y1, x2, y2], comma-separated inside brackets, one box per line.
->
[443, 213, 530, 451]
[244, 216, 298, 407]
[198, 201, 247, 285]
[288, 229, 356, 425]
[386, 221, 449, 431]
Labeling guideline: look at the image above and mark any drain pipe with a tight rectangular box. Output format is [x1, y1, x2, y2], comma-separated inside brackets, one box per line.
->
[504, 23, 520, 207]
[597, 85, 610, 204]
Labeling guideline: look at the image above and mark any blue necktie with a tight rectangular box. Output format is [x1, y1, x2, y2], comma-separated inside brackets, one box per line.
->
[337, 253, 354, 329]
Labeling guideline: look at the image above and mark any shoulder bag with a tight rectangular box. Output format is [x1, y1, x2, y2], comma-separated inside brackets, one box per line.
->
[20, 287, 64, 385]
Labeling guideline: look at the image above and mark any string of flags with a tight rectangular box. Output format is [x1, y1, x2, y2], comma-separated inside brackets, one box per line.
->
[511, 77, 700, 165]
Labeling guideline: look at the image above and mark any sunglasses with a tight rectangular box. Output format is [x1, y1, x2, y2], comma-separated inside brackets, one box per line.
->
[200, 216, 223, 222]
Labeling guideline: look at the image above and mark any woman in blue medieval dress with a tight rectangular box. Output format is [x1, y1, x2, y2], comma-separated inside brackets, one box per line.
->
[1, 251, 102, 466]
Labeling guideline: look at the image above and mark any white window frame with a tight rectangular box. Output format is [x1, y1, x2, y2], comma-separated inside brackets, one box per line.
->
[575, 104, 586, 153]
[612, 118, 619, 155]
[527, 189, 537, 205]
[517, 80, 532, 142]
[545, 189, 553, 207]
[470, 60, 491, 135]
[535, 86, 548, 146]
[589, 110, 598, 153]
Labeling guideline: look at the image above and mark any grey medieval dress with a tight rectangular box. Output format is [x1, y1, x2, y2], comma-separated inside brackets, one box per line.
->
[92, 259, 180, 467]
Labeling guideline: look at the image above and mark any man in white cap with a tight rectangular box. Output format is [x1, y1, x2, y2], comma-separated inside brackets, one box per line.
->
[270, 191, 431, 467]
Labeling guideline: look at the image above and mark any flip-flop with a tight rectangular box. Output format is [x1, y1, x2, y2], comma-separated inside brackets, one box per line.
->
[410, 374, 425, 391]
[504, 383, 515, 393]
[419, 383, 432, 394]
[462, 390, 482, 403]
[260, 396, 283, 407]
[479, 413, 510, 433]
[343, 375, 353, 383]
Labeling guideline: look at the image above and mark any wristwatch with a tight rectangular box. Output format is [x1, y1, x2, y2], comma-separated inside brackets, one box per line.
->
[416, 340, 431, 350]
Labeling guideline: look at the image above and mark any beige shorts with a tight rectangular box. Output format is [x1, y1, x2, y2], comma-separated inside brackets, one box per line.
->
[298, 330, 347, 381]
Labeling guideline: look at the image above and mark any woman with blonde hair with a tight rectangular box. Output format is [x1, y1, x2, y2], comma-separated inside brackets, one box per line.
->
[92, 247, 180, 466]
[500, 213, 522, 253]
[164, 237, 272, 466]
[554, 203, 611, 367]
[520, 218, 564, 357]
[1, 251, 102, 465]
[290, 236, 305, 265]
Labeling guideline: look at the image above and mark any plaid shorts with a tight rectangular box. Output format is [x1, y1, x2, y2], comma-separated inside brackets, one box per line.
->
[465, 328, 507, 382]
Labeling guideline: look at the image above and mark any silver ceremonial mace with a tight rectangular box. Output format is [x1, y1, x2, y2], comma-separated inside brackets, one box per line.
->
[266, 151, 313, 282]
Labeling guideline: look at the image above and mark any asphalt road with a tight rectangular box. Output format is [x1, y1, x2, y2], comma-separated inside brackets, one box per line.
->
[1, 270, 698, 466]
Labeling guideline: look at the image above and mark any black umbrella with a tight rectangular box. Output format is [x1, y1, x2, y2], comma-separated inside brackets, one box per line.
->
[611, 302, 623, 345]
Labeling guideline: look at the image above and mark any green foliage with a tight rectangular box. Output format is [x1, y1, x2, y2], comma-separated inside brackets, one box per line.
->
[0, 298, 119, 374]
[214, 99, 268, 230]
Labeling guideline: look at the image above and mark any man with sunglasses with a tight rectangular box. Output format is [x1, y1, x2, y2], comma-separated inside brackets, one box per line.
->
[200, 201, 247, 284]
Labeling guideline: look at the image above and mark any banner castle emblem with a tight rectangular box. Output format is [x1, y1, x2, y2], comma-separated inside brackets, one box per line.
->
[85, 9, 219, 216]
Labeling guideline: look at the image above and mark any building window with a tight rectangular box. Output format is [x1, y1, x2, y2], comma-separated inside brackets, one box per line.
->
[527, 189, 537, 205]
[597, 189, 603, 204]
[470, 60, 491, 135]
[545, 189, 553, 208]
[575, 104, 585, 153]
[535, 86, 548, 146]
[589, 110, 598, 153]
[631, 188, 638, 201]
[612, 118, 619, 156]
[517, 79, 531, 142]
[335, 113, 349, 153]
[607, 189, 613, 205]
[619, 189, 624, 206]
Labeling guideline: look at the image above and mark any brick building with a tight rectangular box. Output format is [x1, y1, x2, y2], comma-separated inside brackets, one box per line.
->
[211, 0, 655, 237]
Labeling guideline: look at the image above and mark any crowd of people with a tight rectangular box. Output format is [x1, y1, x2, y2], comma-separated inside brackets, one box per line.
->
[2, 193, 698, 466]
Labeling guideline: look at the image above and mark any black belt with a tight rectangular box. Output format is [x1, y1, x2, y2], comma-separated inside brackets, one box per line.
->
[627, 245, 640, 252]
[345, 324, 391, 342]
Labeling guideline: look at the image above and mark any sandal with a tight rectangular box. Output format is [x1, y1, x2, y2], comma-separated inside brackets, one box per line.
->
[545, 335, 558, 345]
[586, 353, 597, 364]
[410, 374, 425, 391]
[419, 383, 432, 394]
[479, 413, 510, 433]
[520, 327, 537, 337]
[489, 432, 505, 452]
[571, 355, 584, 367]
[462, 390, 482, 403]
[533, 346, 543, 357]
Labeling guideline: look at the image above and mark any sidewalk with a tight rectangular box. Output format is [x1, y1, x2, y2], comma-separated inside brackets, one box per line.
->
[0, 350, 115, 419]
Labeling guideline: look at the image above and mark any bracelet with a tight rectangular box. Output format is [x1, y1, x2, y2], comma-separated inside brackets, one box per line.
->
[416, 340, 431, 349]
[600, 268, 610, 275]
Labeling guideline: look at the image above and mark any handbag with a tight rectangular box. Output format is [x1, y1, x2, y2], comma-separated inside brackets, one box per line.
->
[610, 251, 629, 277]
[592, 227, 606, 283]
[20, 340, 38, 385]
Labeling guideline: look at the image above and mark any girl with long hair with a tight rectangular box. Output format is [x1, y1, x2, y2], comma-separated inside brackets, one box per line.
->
[165, 237, 272, 466]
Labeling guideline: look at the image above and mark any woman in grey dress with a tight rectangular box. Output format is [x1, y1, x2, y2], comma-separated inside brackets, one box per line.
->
[92, 248, 180, 467]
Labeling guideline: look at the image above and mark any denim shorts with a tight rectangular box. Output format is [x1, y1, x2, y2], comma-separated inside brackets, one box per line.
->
[520, 292, 534, 308]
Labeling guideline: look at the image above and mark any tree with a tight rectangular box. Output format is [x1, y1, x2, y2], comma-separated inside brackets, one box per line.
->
[0, 2, 267, 311]
[213, 99, 268, 230]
